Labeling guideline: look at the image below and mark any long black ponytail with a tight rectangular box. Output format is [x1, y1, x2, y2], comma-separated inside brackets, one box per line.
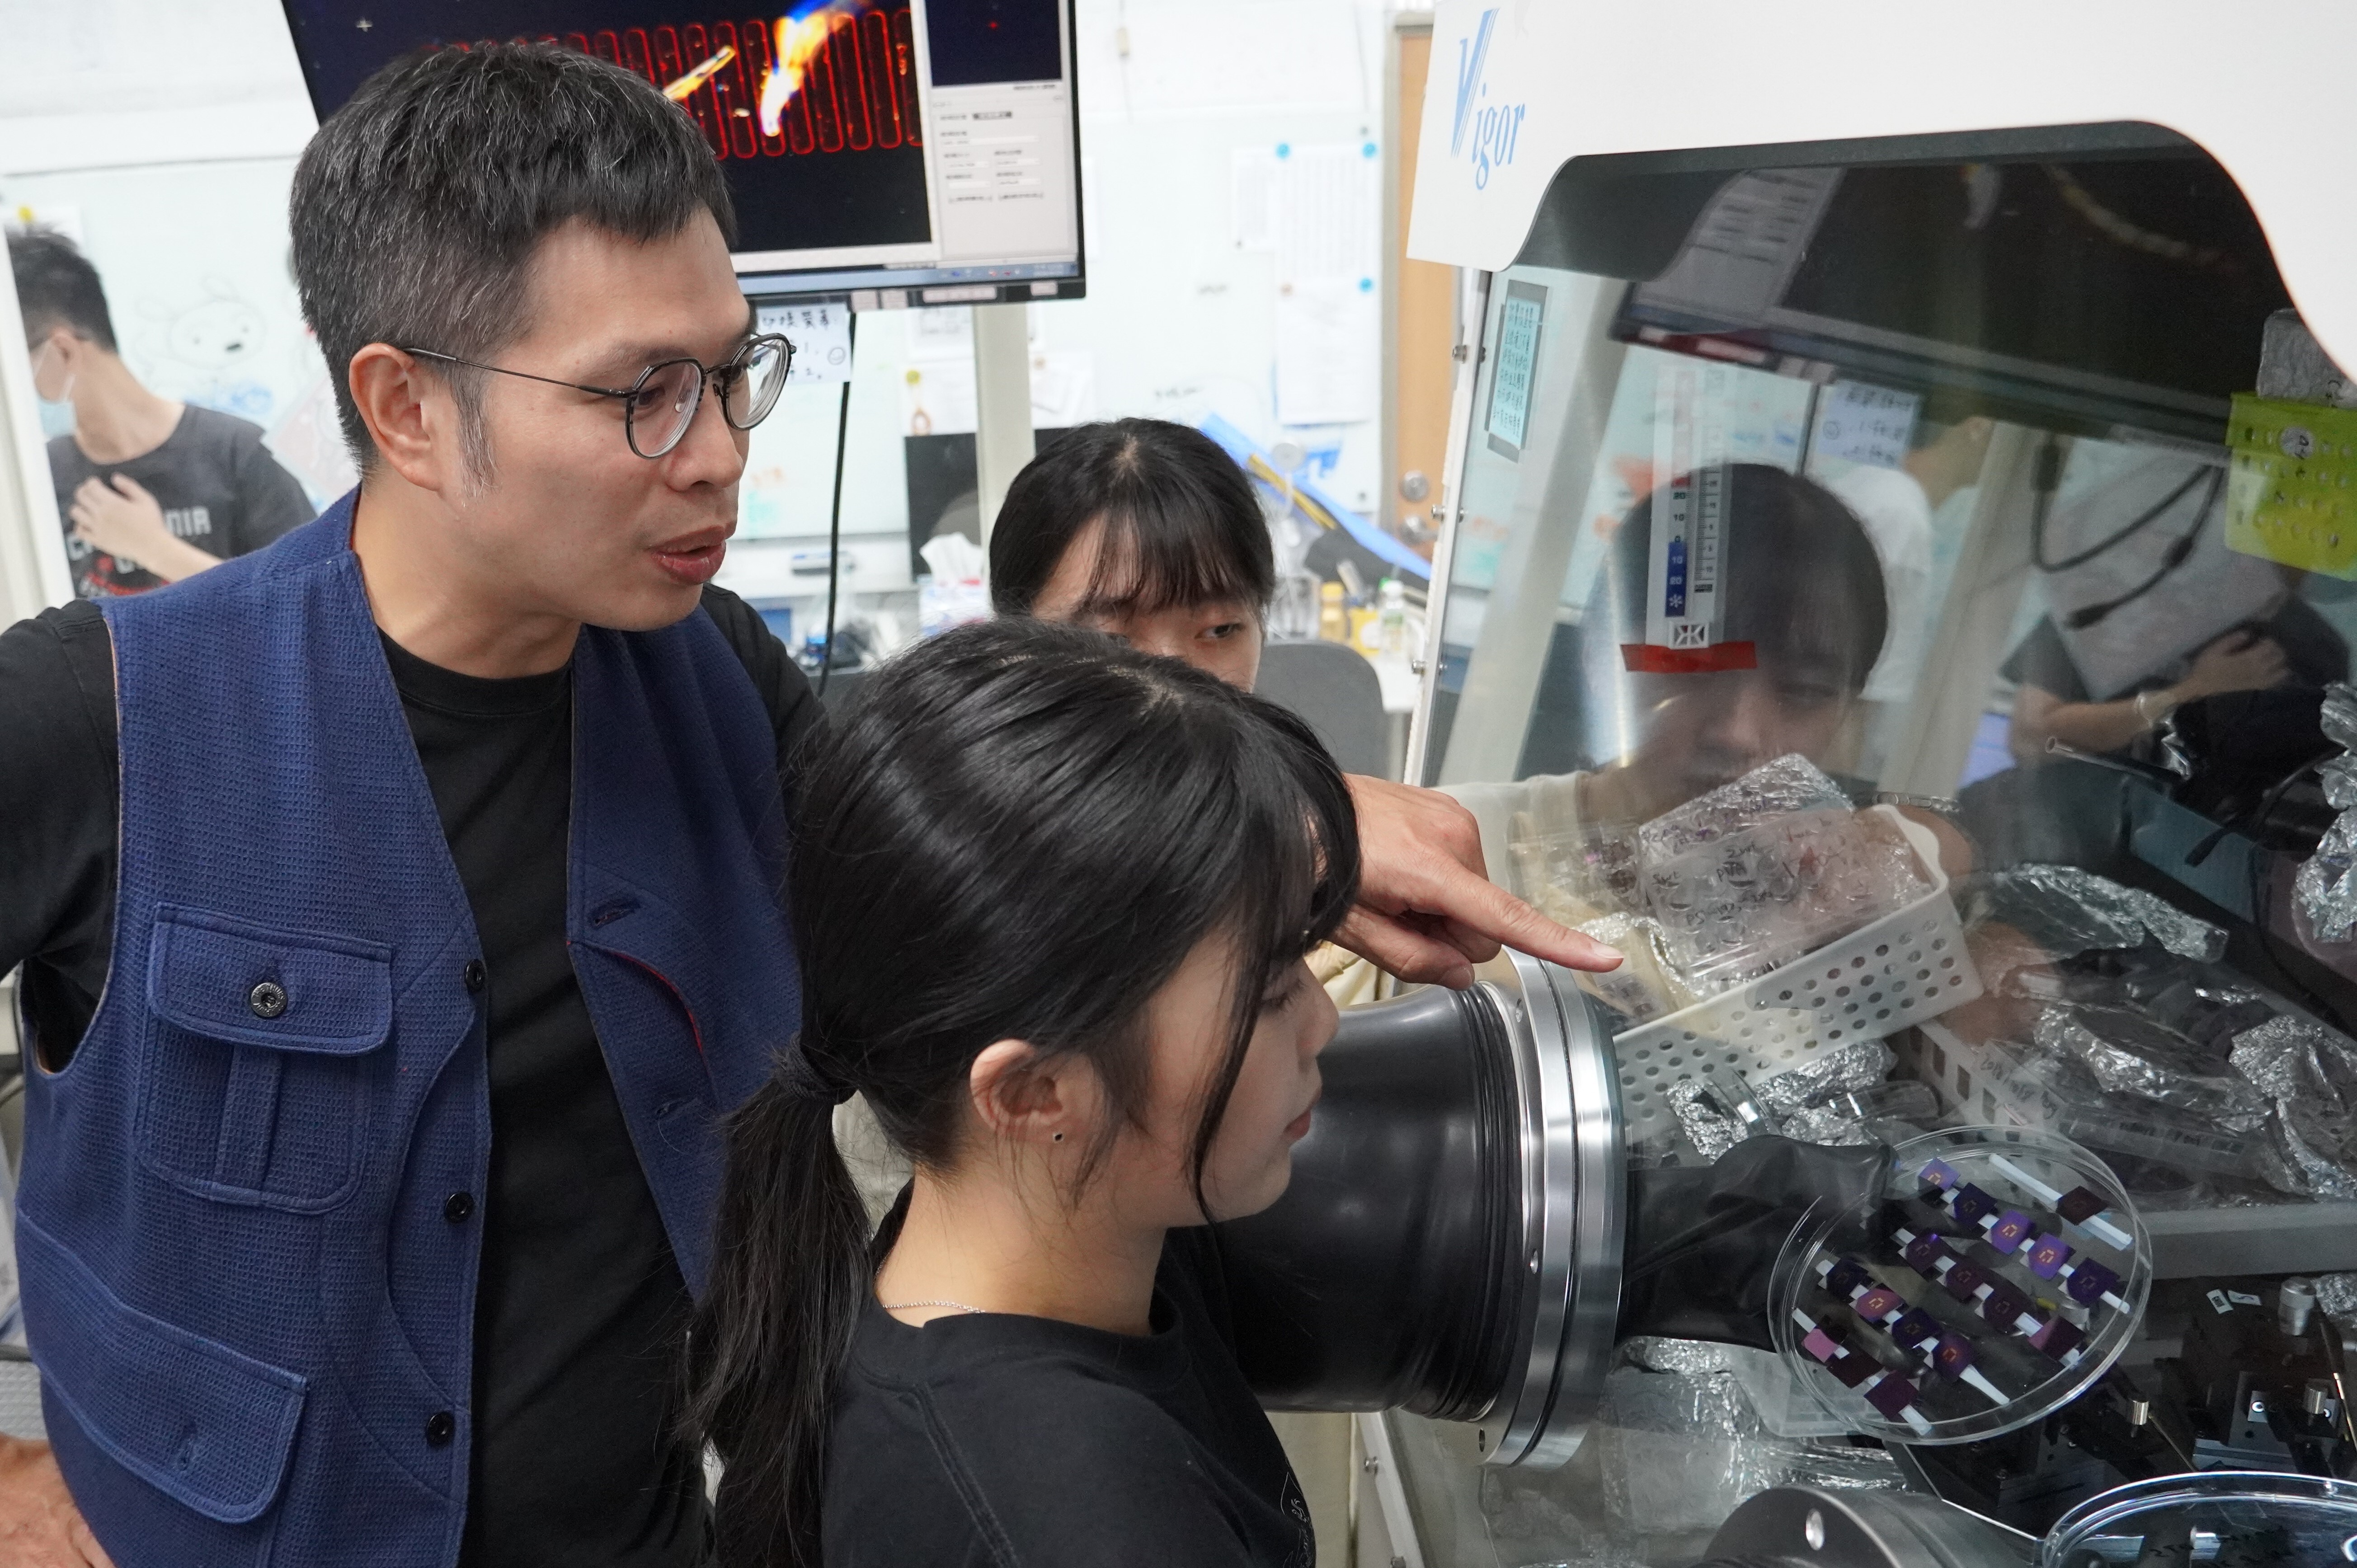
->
[686, 618, 1359, 1567]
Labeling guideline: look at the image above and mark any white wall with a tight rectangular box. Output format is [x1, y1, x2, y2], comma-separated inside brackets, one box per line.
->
[0, 0, 1404, 624]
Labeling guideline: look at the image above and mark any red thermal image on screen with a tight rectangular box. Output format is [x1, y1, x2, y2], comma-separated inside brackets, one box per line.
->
[439, 9, 919, 161]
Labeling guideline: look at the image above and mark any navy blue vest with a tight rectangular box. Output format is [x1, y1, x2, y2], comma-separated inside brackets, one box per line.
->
[17, 497, 800, 1566]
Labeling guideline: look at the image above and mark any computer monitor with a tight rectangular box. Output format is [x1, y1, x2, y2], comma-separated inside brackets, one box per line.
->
[278, 0, 1084, 308]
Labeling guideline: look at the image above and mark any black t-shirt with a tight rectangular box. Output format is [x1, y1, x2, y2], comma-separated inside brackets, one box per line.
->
[47, 405, 315, 598]
[824, 1229, 1315, 1568]
[0, 587, 820, 1567]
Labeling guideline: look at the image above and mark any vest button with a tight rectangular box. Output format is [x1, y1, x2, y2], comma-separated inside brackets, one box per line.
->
[462, 960, 487, 995]
[443, 1191, 475, 1222]
[248, 981, 287, 1020]
[425, 1411, 456, 1446]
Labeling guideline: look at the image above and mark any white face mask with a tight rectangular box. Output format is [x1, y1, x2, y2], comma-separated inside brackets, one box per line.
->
[28, 339, 76, 437]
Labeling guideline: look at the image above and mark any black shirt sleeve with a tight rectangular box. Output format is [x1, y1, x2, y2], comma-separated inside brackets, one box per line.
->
[0, 602, 121, 1062]
[232, 432, 322, 551]
[698, 585, 824, 804]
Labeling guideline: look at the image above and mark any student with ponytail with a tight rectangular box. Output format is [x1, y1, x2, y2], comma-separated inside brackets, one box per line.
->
[688, 617, 1359, 1568]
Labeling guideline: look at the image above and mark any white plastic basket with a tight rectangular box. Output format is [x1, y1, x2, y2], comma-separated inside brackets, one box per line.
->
[1612, 807, 1982, 1148]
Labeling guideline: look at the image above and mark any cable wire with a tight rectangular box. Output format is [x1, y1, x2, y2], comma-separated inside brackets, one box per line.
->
[2033, 456, 2214, 574]
[817, 311, 860, 699]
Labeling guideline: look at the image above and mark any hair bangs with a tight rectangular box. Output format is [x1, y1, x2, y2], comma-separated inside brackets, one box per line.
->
[1078, 493, 1272, 620]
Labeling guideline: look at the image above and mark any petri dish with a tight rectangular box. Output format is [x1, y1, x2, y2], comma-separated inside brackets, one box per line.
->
[1769, 1125, 2150, 1444]
[2042, 1471, 2357, 1567]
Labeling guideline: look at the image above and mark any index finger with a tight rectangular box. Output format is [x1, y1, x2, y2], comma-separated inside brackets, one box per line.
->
[1440, 873, 1622, 973]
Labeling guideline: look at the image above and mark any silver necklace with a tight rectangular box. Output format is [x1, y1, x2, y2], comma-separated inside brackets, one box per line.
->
[880, 1299, 986, 1315]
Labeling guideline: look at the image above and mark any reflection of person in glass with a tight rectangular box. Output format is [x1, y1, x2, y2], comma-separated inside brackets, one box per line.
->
[9, 228, 313, 596]
[1577, 463, 1891, 826]
[2003, 599, 2342, 765]
[1451, 463, 1935, 891]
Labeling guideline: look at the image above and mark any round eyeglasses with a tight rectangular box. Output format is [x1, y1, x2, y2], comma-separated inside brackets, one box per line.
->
[399, 333, 795, 459]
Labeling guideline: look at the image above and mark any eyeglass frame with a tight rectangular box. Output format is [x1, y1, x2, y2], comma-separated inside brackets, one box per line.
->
[395, 332, 795, 459]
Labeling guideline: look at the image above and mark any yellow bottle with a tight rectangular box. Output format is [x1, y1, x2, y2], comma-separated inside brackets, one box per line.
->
[1317, 582, 1349, 643]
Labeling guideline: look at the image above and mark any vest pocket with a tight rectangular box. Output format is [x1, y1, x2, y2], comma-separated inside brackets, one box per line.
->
[136, 905, 393, 1212]
[19, 1213, 306, 1526]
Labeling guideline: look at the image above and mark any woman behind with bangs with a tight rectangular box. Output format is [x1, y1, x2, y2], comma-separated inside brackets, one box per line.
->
[989, 418, 1275, 689]
[986, 418, 1620, 1009]
[689, 618, 1359, 1568]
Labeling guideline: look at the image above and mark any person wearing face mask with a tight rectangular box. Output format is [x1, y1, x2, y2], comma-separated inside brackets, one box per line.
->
[7, 228, 313, 597]
[691, 619, 1355, 1568]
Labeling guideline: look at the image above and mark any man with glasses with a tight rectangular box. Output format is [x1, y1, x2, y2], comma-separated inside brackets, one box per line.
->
[0, 45, 811, 1568]
[0, 39, 1605, 1568]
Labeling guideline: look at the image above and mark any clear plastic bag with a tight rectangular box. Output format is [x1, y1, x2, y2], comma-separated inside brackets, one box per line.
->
[2032, 1006, 2272, 1130]
[1510, 810, 1644, 927]
[1641, 800, 1932, 996]
[1634, 754, 1853, 862]
[1563, 912, 1694, 1027]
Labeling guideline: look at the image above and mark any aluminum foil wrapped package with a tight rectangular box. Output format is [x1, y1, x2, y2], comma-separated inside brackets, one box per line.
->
[2033, 1006, 2270, 1129]
[1754, 1041, 1894, 1118]
[1658, 1045, 1896, 1156]
[2323, 753, 2357, 812]
[2296, 683, 2357, 940]
[1663, 1077, 1751, 1162]
[2261, 1111, 2357, 1200]
[2315, 1272, 2357, 1338]
[1619, 1337, 1749, 1378]
[2297, 811, 2357, 943]
[2323, 681, 2357, 753]
[2232, 1014, 2357, 1198]
[1958, 864, 2227, 964]
[1953, 1026, 2269, 1179]
[2229, 1014, 2357, 1100]
[1593, 1363, 1769, 1535]
[1774, 1103, 1877, 1147]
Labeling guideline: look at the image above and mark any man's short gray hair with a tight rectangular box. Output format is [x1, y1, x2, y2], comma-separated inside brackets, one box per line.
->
[290, 43, 736, 479]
